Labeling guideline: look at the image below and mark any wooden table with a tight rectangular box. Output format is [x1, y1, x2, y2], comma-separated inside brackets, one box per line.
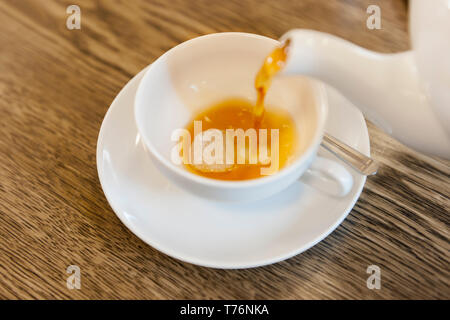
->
[0, 0, 448, 300]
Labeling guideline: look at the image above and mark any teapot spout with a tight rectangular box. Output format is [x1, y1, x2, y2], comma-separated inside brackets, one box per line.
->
[279, 29, 450, 159]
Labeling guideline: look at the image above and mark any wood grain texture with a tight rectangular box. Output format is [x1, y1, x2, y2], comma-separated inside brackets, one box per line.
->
[0, 0, 448, 299]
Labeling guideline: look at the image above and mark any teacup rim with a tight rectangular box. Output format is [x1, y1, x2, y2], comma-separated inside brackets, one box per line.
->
[134, 32, 328, 189]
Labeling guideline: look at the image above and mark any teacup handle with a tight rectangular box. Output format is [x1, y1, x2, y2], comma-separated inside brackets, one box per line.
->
[299, 157, 353, 197]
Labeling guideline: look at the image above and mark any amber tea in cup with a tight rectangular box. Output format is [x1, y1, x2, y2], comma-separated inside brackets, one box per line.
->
[181, 40, 297, 181]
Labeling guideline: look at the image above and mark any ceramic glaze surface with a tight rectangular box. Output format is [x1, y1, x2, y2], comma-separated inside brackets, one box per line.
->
[280, 0, 450, 159]
[97, 68, 370, 268]
[134, 33, 353, 201]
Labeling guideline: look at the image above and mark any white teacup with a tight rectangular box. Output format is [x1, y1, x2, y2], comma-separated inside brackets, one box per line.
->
[134, 32, 353, 202]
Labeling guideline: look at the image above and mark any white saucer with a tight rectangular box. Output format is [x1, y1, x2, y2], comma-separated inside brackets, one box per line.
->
[97, 68, 370, 269]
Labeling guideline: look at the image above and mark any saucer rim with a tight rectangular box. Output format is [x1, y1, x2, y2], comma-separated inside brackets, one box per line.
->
[97, 67, 369, 269]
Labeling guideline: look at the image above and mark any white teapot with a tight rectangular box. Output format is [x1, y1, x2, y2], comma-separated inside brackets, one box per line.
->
[279, 0, 450, 159]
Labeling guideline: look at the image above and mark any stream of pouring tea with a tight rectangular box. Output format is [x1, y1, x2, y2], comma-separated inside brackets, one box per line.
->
[253, 39, 290, 124]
